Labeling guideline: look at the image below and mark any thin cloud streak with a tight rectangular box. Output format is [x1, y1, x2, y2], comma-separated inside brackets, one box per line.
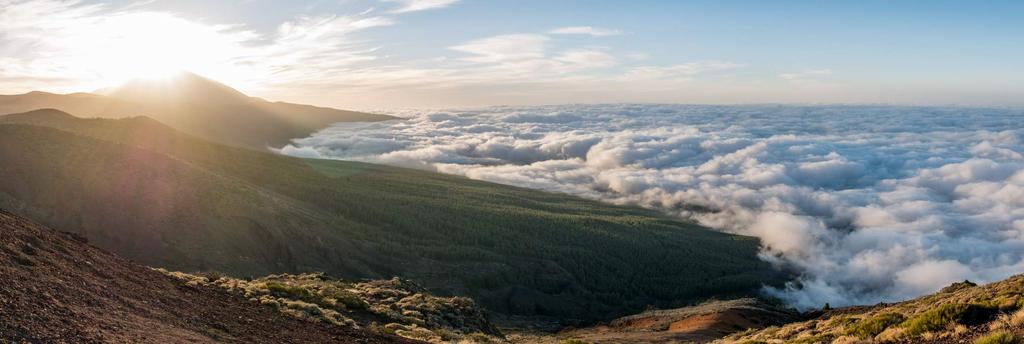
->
[549, 26, 622, 37]
[382, 0, 460, 13]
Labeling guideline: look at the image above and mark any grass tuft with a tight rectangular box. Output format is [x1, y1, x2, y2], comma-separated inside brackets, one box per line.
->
[846, 313, 905, 339]
[902, 303, 998, 337]
[974, 331, 1019, 344]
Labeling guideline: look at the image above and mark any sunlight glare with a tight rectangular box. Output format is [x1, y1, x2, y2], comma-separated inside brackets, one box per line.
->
[75, 12, 254, 88]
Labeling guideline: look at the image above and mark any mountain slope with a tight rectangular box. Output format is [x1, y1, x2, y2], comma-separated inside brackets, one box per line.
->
[0, 209, 416, 343]
[720, 277, 1024, 343]
[0, 109, 786, 324]
[0, 73, 397, 149]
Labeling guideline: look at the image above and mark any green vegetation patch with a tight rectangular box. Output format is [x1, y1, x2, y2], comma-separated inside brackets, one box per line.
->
[975, 331, 1019, 344]
[785, 334, 835, 344]
[846, 313, 905, 339]
[902, 303, 998, 337]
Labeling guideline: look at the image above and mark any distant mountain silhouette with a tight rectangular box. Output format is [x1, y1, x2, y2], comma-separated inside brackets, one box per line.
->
[0, 72, 397, 149]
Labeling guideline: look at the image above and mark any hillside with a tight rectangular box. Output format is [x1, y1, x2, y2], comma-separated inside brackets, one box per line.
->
[161, 272, 505, 343]
[719, 277, 1024, 343]
[0, 73, 397, 149]
[556, 298, 799, 344]
[0, 109, 785, 324]
[0, 209, 415, 343]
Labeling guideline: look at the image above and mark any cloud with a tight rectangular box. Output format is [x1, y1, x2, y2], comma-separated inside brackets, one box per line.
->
[549, 26, 622, 37]
[450, 34, 550, 64]
[621, 61, 746, 82]
[283, 104, 1024, 310]
[382, 0, 460, 13]
[0, 0, 392, 93]
[779, 69, 833, 80]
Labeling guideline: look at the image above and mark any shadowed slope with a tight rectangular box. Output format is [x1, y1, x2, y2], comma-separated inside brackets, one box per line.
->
[0, 209, 417, 344]
[0, 110, 785, 324]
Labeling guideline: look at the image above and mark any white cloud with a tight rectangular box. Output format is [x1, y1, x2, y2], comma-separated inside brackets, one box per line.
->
[622, 61, 746, 82]
[0, 0, 392, 92]
[284, 104, 1024, 310]
[382, 0, 460, 13]
[553, 49, 618, 70]
[450, 34, 549, 64]
[549, 26, 622, 37]
[779, 69, 833, 80]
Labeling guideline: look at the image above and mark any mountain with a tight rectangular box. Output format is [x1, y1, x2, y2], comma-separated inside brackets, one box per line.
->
[0, 73, 398, 149]
[0, 109, 786, 324]
[0, 209, 416, 343]
[720, 278, 1024, 344]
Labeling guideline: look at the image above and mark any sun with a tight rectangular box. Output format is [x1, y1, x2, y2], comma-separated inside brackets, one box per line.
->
[78, 12, 250, 88]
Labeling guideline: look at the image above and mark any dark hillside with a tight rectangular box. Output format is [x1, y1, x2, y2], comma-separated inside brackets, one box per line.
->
[0, 110, 786, 323]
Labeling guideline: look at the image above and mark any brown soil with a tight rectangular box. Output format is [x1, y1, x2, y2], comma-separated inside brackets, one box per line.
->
[0, 209, 420, 344]
[559, 298, 798, 343]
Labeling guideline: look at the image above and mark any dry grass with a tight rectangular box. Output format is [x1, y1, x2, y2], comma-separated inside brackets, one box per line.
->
[160, 271, 503, 343]
[719, 275, 1024, 344]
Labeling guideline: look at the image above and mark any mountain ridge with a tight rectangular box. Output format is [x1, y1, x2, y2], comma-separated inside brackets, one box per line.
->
[0, 73, 399, 149]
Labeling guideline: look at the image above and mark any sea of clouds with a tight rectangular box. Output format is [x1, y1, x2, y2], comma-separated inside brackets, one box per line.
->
[281, 104, 1024, 310]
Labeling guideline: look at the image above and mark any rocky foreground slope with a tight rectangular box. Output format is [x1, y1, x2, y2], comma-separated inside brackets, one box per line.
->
[160, 272, 504, 343]
[0, 209, 416, 343]
[720, 278, 1024, 344]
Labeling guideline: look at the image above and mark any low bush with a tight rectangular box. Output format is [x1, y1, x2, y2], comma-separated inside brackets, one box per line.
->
[902, 303, 998, 337]
[265, 282, 314, 299]
[561, 339, 592, 344]
[974, 331, 1019, 344]
[786, 334, 835, 344]
[847, 313, 905, 339]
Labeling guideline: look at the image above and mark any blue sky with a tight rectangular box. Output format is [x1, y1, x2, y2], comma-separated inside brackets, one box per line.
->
[1, 0, 1021, 108]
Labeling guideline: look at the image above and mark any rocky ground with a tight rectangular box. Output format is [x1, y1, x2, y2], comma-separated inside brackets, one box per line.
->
[161, 271, 504, 343]
[719, 279, 1024, 344]
[0, 209, 418, 343]
[547, 298, 798, 344]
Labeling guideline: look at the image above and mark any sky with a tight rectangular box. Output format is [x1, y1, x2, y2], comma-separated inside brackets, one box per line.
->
[1, 0, 1022, 108]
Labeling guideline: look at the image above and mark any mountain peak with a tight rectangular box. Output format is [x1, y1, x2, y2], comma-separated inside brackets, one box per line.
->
[100, 72, 250, 105]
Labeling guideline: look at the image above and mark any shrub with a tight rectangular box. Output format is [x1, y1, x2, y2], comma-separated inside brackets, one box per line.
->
[902, 303, 998, 337]
[194, 270, 226, 281]
[265, 282, 313, 299]
[786, 334, 835, 344]
[847, 313, 905, 339]
[321, 287, 369, 310]
[395, 327, 435, 340]
[561, 340, 592, 344]
[974, 331, 1019, 344]
[264, 281, 335, 307]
